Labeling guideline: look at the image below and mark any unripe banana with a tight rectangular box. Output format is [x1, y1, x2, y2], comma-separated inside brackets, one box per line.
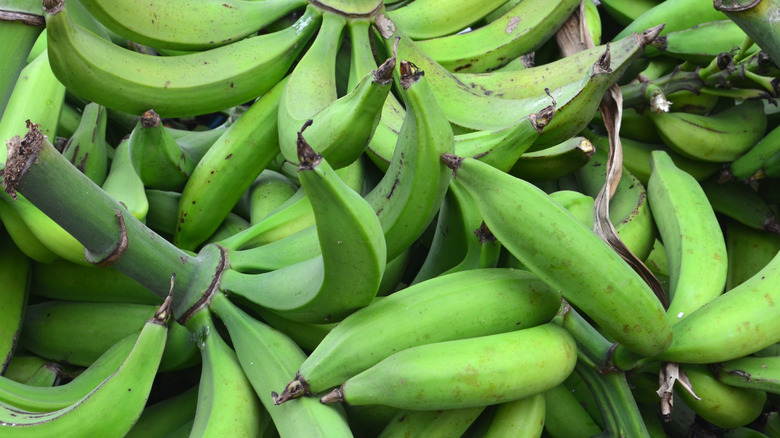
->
[443, 154, 672, 356]
[19, 301, 197, 371]
[613, 0, 727, 40]
[701, 177, 780, 235]
[378, 407, 485, 438]
[101, 136, 148, 221]
[44, 0, 321, 117]
[248, 170, 299, 225]
[654, 249, 780, 363]
[363, 60, 454, 261]
[0, 229, 30, 375]
[649, 19, 754, 64]
[273, 268, 561, 402]
[0, 298, 170, 437]
[483, 393, 546, 438]
[279, 57, 395, 169]
[125, 385, 199, 438]
[127, 109, 192, 191]
[677, 364, 767, 429]
[78, 0, 307, 50]
[186, 310, 266, 437]
[414, 0, 580, 73]
[726, 124, 780, 181]
[219, 133, 386, 323]
[509, 136, 595, 182]
[30, 260, 160, 305]
[543, 383, 602, 438]
[0, 49, 65, 162]
[724, 218, 780, 289]
[60, 101, 109, 185]
[208, 293, 354, 438]
[320, 323, 577, 410]
[647, 150, 727, 323]
[277, 12, 345, 166]
[412, 182, 501, 284]
[385, 0, 507, 40]
[0, 14, 44, 116]
[646, 99, 767, 162]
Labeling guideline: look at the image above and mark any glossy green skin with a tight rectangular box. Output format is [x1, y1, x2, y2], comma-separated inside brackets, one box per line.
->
[338, 323, 577, 410]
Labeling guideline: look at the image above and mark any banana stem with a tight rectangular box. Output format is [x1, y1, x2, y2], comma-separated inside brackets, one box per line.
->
[575, 360, 651, 438]
[2, 122, 223, 322]
[555, 301, 615, 371]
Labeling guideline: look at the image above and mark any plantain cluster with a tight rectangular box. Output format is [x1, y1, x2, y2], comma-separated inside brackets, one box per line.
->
[2, 0, 780, 436]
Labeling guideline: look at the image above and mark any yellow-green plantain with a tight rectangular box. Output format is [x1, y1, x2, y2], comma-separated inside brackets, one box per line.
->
[649, 20, 754, 65]
[0, 229, 30, 375]
[613, 0, 727, 40]
[647, 150, 727, 323]
[677, 364, 767, 429]
[215, 154, 366, 250]
[378, 407, 485, 438]
[443, 153, 672, 357]
[78, 0, 307, 51]
[724, 218, 780, 290]
[59, 102, 109, 185]
[414, 0, 580, 73]
[247, 170, 299, 226]
[700, 177, 780, 235]
[412, 182, 501, 284]
[509, 136, 595, 182]
[543, 383, 602, 438]
[127, 109, 193, 191]
[125, 385, 199, 438]
[185, 309, 265, 437]
[44, 0, 321, 117]
[101, 136, 148, 221]
[384, 0, 508, 40]
[713, 356, 780, 395]
[483, 394, 546, 438]
[280, 58, 395, 170]
[173, 77, 288, 251]
[19, 301, 197, 371]
[0, 298, 170, 437]
[0, 11, 44, 117]
[451, 27, 658, 102]
[599, 0, 663, 26]
[726, 124, 780, 182]
[208, 292, 354, 438]
[218, 133, 386, 323]
[653, 249, 780, 363]
[319, 323, 577, 410]
[277, 12, 345, 167]
[0, 49, 64, 163]
[273, 268, 562, 402]
[0, 333, 135, 411]
[646, 99, 767, 163]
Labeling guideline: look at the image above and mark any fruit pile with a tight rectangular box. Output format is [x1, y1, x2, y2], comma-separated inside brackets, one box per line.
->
[1, 0, 780, 436]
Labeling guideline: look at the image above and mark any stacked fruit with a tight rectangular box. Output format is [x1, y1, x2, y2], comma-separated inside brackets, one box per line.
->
[1, 0, 780, 436]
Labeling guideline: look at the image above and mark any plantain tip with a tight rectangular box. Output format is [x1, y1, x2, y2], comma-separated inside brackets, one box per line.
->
[273, 375, 310, 405]
[319, 385, 345, 405]
[141, 109, 161, 128]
